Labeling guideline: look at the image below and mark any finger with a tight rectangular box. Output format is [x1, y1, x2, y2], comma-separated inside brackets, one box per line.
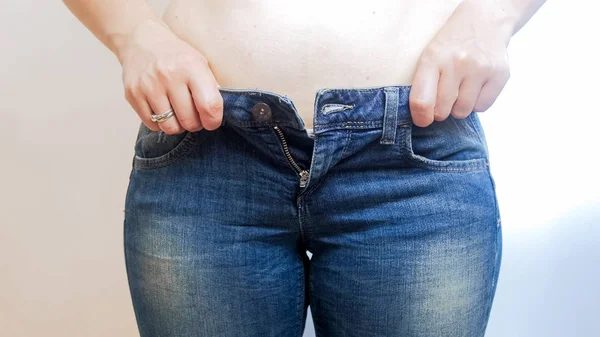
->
[473, 71, 510, 112]
[124, 84, 161, 131]
[450, 77, 485, 119]
[146, 92, 184, 135]
[433, 67, 460, 122]
[128, 94, 161, 132]
[187, 66, 224, 131]
[410, 60, 439, 127]
[167, 83, 204, 132]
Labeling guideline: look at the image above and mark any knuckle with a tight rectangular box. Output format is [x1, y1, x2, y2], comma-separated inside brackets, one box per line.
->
[201, 116, 222, 130]
[452, 100, 472, 119]
[474, 104, 490, 112]
[434, 112, 449, 121]
[124, 86, 135, 102]
[205, 97, 224, 114]
[433, 104, 449, 117]
[474, 57, 492, 72]
[452, 106, 470, 117]
[474, 99, 493, 112]
[175, 115, 192, 128]
[154, 60, 178, 80]
[412, 99, 435, 116]
[139, 75, 157, 95]
[452, 109, 471, 119]
[441, 91, 459, 104]
[453, 96, 471, 110]
[144, 121, 160, 131]
[421, 47, 437, 62]
[454, 52, 493, 73]
[201, 118, 222, 130]
[200, 96, 223, 130]
[413, 117, 434, 128]
[187, 124, 204, 132]
[123, 80, 140, 98]
[201, 99, 224, 129]
[420, 44, 443, 65]
[183, 123, 202, 132]
[161, 124, 184, 135]
[178, 116, 201, 131]
[453, 51, 469, 65]
[494, 60, 510, 74]
[124, 83, 134, 95]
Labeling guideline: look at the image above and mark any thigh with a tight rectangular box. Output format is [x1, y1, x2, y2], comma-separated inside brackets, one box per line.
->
[306, 120, 503, 337]
[309, 169, 502, 337]
[123, 123, 309, 337]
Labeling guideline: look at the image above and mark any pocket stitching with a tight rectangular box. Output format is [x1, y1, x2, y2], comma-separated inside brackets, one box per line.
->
[466, 113, 486, 147]
[407, 153, 489, 172]
[403, 118, 489, 172]
[133, 131, 197, 170]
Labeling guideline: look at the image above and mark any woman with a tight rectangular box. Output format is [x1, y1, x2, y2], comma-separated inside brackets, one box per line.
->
[62, 0, 545, 336]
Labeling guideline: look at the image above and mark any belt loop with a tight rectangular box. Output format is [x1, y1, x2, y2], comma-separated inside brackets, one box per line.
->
[380, 86, 399, 145]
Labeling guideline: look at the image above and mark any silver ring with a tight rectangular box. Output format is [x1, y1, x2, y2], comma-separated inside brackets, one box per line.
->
[151, 107, 175, 123]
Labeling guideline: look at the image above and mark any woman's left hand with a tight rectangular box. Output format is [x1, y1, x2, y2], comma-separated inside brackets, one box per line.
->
[409, 0, 516, 127]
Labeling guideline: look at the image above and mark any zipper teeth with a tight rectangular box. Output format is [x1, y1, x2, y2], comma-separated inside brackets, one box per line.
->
[273, 125, 304, 173]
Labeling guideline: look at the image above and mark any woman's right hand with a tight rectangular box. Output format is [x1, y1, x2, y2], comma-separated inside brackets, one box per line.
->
[116, 19, 223, 134]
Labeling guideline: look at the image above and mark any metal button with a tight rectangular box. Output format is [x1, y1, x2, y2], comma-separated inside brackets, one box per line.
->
[251, 102, 272, 121]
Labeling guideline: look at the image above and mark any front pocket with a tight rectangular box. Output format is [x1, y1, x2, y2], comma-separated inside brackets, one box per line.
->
[401, 113, 489, 172]
[132, 122, 197, 170]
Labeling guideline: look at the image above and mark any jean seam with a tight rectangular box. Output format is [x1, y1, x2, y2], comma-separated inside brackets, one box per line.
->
[228, 119, 302, 130]
[317, 120, 380, 127]
[406, 155, 490, 172]
[479, 165, 502, 336]
[318, 85, 411, 94]
[466, 113, 491, 161]
[467, 114, 485, 144]
[338, 130, 354, 162]
[313, 119, 413, 133]
[296, 252, 305, 337]
[310, 270, 325, 337]
[402, 125, 490, 172]
[123, 216, 145, 337]
[133, 132, 197, 170]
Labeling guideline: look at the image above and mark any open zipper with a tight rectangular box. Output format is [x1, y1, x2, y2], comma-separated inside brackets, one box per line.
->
[273, 125, 310, 188]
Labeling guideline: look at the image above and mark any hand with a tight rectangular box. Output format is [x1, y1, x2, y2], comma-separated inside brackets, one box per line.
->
[117, 19, 223, 134]
[409, 0, 515, 127]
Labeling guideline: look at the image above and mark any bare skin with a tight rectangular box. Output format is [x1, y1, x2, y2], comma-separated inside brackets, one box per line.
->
[62, 0, 546, 132]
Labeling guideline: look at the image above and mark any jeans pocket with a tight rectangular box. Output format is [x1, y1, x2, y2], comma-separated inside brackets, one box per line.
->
[132, 121, 197, 170]
[401, 113, 489, 172]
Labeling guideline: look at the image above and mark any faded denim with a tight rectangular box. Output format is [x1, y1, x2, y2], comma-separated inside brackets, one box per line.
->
[123, 84, 503, 337]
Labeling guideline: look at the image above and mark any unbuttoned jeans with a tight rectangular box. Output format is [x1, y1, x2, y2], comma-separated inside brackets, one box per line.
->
[124, 85, 502, 337]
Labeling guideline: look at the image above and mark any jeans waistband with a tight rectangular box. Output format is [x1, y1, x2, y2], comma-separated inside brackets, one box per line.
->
[218, 85, 413, 135]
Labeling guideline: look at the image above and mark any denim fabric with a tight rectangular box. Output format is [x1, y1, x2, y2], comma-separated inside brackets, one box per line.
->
[124, 85, 502, 337]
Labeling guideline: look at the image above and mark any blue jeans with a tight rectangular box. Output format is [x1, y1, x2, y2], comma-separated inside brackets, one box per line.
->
[124, 85, 502, 337]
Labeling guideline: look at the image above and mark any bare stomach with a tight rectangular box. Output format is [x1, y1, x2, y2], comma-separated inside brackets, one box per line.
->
[162, 0, 462, 129]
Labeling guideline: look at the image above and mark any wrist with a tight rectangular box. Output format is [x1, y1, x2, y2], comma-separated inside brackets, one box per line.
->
[109, 17, 170, 64]
[461, 0, 519, 45]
